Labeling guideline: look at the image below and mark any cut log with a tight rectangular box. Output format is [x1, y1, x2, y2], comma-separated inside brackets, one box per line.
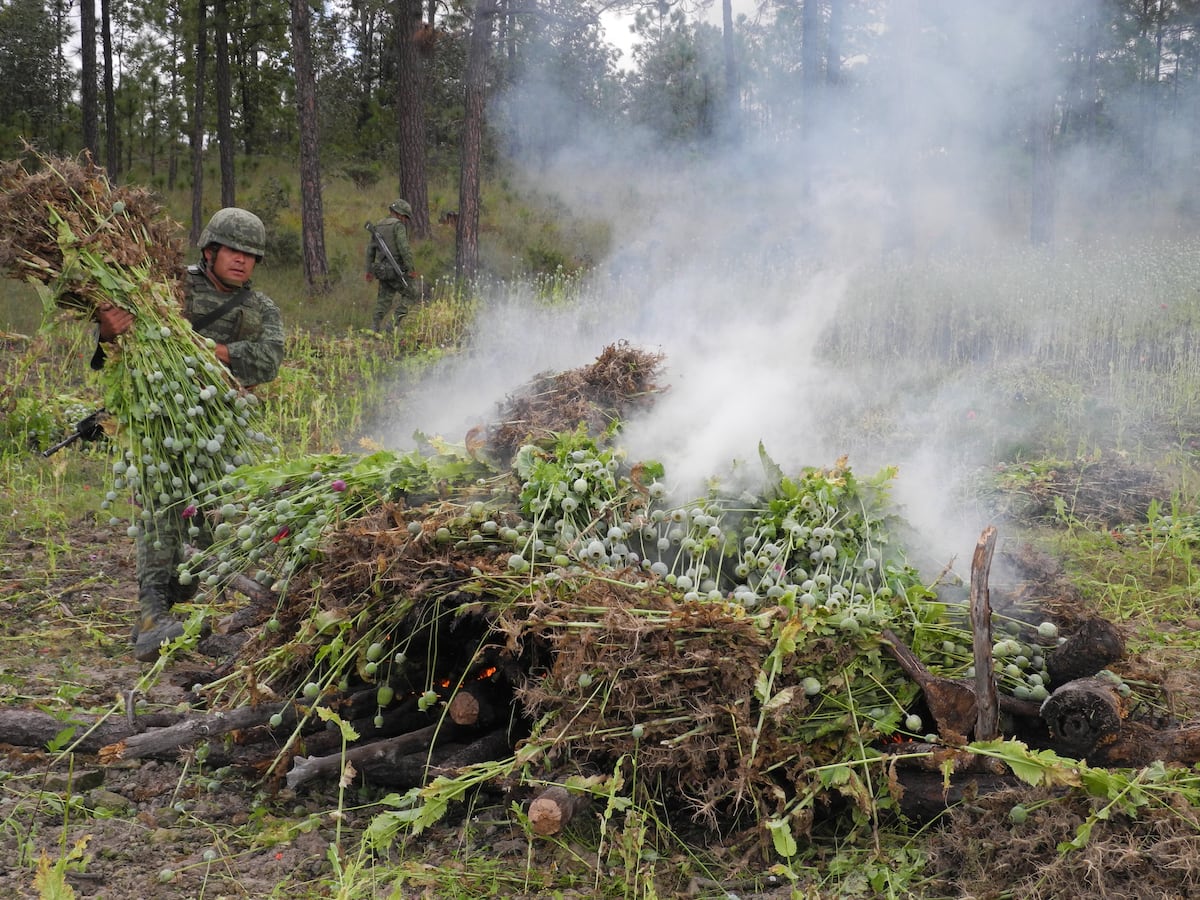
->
[447, 682, 500, 727]
[100, 702, 295, 762]
[356, 741, 465, 787]
[299, 694, 455, 759]
[0, 708, 183, 753]
[970, 526, 999, 741]
[528, 785, 590, 836]
[1045, 617, 1126, 686]
[1039, 676, 1124, 758]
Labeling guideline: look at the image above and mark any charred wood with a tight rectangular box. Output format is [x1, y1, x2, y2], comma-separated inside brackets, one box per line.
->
[357, 741, 466, 788]
[881, 630, 978, 741]
[1040, 676, 1124, 758]
[881, 629, 1045, 743]
[286, 720, 480, 790]
[1045, 617, 1126, 686]
[970, 526, 1000, 741]
[433, 728, 513, 772]
[895, 770, 1024, 823]
[297, 695, 439, 758]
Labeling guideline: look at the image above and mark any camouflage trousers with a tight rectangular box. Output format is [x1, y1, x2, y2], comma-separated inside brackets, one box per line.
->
[372, 279, 418, 332]
[136, 504, 212, 614]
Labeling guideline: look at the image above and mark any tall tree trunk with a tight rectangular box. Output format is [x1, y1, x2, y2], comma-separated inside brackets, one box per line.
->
[214, 0, 235, 207]
[354, 2, 377, 131]
[101, 0, 119, 180]
[885, 0, 917, 257]
[80, 0, 99, 159]
[289, 0, 330, 290]
[396, 0, 430, 239]
[147, 86, 159, 177]
[190, 0, 209, 246]
[827, 0, 843, 86]
[168, 13, 181, 192]
[721, 0, 739, 142]
[800, 0, 822, 140]
[237, 0, 260, 155]
[455, 0, 497, 282]
[1029, 102, 1056, 247]
[52, 0, 71, 154]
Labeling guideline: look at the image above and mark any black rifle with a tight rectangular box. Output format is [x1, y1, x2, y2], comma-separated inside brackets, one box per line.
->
[365, 221, 410, 290]
[43, 408, 108, 457]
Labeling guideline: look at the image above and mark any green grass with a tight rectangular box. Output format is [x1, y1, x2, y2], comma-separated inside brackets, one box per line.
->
[8, 157, 1200, 895]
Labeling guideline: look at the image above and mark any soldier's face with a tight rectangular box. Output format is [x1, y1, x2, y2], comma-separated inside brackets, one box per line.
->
[206, 245, 257, 288]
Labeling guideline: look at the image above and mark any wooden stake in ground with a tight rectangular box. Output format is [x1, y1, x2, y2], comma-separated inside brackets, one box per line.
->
[970, 526, 999, 741]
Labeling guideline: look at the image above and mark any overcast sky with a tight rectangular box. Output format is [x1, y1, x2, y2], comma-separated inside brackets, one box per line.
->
[600, 1, 760, 69]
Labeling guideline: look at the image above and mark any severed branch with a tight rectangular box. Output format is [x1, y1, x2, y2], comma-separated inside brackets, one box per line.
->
[881, 626, 1042, 743]
[0, 708, 184, 753]
[970, 526, 999, 741]
[286, 721, 475, 790]
[100, 702, 296, 763]
[432, 728, 512, 773]
[881, 628, 978, 741]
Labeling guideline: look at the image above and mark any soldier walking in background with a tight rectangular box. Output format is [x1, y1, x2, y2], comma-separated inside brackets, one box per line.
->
[94, 208, 286, 661]
[365, 199, 419, 333]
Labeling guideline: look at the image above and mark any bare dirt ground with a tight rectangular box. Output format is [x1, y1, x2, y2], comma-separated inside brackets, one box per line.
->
[0, 521, 609, 900]
[0, 523, 402, 899]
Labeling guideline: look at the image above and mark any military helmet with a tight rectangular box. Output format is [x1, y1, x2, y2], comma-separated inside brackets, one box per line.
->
[388, 199, 413, 219]
[200, 207, 267, 258]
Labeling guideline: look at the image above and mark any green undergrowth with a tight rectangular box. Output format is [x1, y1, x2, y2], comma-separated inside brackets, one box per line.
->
[7, 208, 1200, 894]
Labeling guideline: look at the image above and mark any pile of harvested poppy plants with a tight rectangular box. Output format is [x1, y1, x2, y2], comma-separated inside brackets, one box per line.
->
[6, 152, 1193, 867]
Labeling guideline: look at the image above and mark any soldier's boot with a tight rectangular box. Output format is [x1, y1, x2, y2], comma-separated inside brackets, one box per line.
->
[132, 587, 185, 663]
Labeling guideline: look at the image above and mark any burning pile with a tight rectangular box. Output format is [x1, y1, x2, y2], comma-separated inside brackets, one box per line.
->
[176, 343, 1051, 840]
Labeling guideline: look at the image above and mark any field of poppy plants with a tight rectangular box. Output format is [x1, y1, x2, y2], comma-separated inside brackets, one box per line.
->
[5, 225, 1200, 898]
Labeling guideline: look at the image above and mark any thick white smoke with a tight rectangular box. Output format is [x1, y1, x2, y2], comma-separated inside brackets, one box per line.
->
[381, 0, 1179, 578]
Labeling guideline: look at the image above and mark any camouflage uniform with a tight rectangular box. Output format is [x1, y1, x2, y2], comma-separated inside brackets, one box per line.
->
[366, 199, 418, 331]
[132, 208, 285, 660]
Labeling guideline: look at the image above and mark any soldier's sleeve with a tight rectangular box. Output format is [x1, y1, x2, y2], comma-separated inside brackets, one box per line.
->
[365, 227, 376, 271]
[225, 294, 285, 386]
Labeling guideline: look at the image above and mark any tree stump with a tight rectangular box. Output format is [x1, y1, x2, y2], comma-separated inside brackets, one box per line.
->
[1040, 676, 1124, 758]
